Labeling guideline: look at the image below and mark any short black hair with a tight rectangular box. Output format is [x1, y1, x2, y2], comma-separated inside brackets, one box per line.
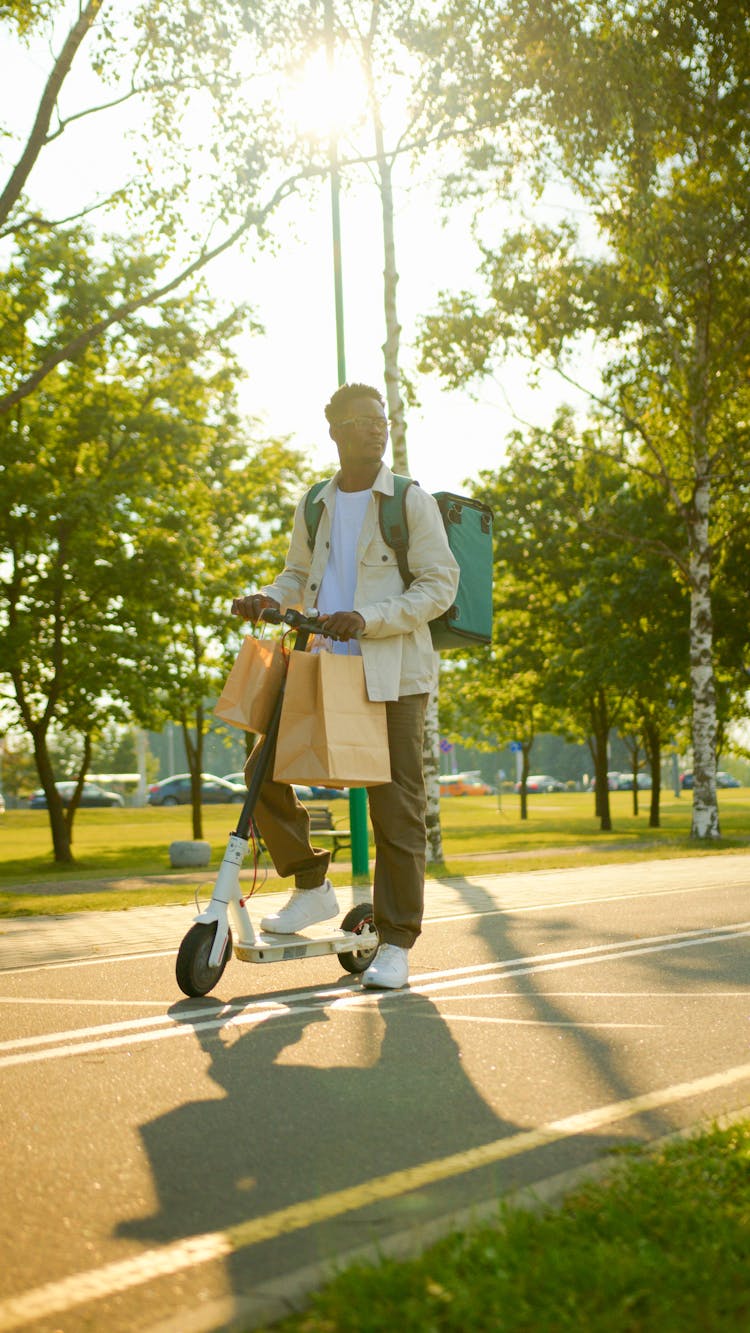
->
[324, 382, 385, 424]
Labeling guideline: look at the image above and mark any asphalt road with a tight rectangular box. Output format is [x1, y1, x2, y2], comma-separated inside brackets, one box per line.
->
[1, 856, 749, 1333]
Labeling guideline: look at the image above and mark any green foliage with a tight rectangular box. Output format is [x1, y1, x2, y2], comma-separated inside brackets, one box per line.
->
[0, 2, 52, 36]
[89, 724, 137, 774]
[420, 0, 750, 510]
[0, 224, 311, 854]
[0, 732, 36, 798]
[420, 0, 750, 836]
[440, 410, 691, 829]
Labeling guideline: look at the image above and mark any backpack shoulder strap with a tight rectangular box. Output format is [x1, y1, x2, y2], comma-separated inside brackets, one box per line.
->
[303, 480, 329, 550]
[379, 474, 416, 587]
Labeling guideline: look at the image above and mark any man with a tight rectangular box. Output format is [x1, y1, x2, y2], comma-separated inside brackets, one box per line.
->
[231, 382, 459, 989]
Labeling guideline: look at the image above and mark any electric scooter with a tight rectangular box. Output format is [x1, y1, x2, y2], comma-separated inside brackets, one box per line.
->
[175, 608, 379, 998]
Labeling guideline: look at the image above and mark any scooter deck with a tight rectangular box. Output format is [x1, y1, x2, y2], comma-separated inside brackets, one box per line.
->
[234, 925, 375, 965]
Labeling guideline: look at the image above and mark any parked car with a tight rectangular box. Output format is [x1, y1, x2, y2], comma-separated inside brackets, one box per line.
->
[681, 771, 741, 790]
[616, 772, 652, 791]
[514, 774, 566, 794]
[224, 772, 317, 801]
[591, 771, 627, 791]
[439, 772, 494, 796]
[28, 781, 125, 809]
[147, 773, 247, 806]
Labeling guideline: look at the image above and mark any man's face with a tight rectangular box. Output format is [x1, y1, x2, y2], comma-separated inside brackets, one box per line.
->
[330, 396, 388, 468]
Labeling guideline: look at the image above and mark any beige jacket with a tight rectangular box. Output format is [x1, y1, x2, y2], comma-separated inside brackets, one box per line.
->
[261, 464, 460, 701]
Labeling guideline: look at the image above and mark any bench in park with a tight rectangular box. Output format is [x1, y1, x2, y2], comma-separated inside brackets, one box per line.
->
[250, 803, 352, 862]
[307, 804, 352, 861]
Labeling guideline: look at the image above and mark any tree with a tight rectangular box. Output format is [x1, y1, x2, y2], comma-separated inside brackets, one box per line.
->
[455, 411, 691, 831]
[0, 0, 327, 416]
[143, 439, 314, 841]
[0, 225, 306, 860]
[439, 427, 574, 821]
[419, 0, 750, 839]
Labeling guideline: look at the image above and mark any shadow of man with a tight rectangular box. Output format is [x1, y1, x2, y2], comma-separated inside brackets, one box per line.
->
[117, 986, 516, 1289]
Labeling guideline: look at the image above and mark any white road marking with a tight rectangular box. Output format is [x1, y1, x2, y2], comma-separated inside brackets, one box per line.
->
[0, 996, 171, 1006]
[1, 1058, 749, 1331]
[1, 872, 745, 977]
[0, 949, 177, 975]
[436, 990, 750, 1000]
[413, 925, 750, 998]
[425, 876, 743, 926]
[434, 1015, 658, 1029]
[0, 921, 747, 1070]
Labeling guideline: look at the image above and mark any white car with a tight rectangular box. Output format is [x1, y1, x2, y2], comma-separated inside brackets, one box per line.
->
[515, 774, 566, 793]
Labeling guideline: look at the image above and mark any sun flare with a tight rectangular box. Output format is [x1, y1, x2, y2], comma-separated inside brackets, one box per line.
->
[285, 47, 368, 140]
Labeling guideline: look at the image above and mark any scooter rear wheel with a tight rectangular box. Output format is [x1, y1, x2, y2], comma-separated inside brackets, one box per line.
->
[338, 903, 379, 974]
[176, 922, 232, 997]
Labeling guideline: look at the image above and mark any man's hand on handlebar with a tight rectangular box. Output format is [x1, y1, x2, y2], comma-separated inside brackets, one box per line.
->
[317, 610, 365, 641]
[230, 598, 364, 641]
[231, 593, 280, 622]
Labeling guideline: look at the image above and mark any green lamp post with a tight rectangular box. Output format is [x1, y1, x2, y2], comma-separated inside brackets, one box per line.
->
[325, 0, 370, 884]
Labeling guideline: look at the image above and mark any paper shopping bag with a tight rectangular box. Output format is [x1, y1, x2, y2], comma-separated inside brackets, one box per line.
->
[214, 636, 286, 734]
[273, 651, 391, 787]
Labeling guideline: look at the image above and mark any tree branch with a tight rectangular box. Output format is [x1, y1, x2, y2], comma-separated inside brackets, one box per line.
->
[532, 354, 692, 519]
[44, 83, 158, 145]
[43, 74, 218, 146]
[0, 166, 326, 417]
[0, 0, 102, 230]
[0, 188, 132, 241]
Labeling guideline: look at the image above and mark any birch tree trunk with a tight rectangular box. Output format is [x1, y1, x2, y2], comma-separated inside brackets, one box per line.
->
[686, 293, 720, 840]
[370, 84, 445, 862]
[374, 121, 407, 474]
[687, 470, 719, 838]
[423, 678, 444, 863]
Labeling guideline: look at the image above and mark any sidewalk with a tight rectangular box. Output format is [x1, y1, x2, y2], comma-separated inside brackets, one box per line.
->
[0, 872, 512, 971]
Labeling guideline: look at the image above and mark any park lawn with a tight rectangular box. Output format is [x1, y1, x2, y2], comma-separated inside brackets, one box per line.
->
[1, 790, 749, 915]
[255, 1118, 750, 1333]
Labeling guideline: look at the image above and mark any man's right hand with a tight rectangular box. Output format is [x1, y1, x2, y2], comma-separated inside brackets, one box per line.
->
[231, 593, 280, 622]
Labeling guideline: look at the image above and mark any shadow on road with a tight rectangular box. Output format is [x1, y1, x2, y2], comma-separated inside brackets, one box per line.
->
[117, 986, 513, 1253]
[115, 867, 746, 1310]
[429, 870, 695, 1141]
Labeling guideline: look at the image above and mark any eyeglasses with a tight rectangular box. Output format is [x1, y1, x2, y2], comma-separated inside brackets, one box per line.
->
[335, 415, 389, 432]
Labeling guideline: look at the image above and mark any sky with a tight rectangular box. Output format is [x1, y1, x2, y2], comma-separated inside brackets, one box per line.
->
[0, 10, 597, 496]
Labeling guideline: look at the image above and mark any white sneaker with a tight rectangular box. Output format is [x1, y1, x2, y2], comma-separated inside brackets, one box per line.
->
[260, 880, 338, 934]
[361, 942, 409, 990]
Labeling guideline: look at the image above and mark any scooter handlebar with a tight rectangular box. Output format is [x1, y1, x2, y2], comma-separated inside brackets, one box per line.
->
[259, 607, 344, 640]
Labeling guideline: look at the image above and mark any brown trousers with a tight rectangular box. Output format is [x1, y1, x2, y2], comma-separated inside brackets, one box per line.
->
[245, 693, 428, 949]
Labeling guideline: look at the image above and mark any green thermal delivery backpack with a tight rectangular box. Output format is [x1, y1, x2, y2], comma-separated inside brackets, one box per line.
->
[303, 475, 493, 650]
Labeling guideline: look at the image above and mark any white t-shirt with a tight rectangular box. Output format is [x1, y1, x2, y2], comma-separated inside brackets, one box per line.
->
[315, 487, 371, 656]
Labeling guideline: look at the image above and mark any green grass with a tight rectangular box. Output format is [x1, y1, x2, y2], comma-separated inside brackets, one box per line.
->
[256, 1119, 750, 1332]
[1, 790, 748, 916]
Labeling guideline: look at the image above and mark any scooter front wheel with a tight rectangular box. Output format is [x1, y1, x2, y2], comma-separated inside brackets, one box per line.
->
[176, 922, 232, 997]
[338, 903, 379, 975]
